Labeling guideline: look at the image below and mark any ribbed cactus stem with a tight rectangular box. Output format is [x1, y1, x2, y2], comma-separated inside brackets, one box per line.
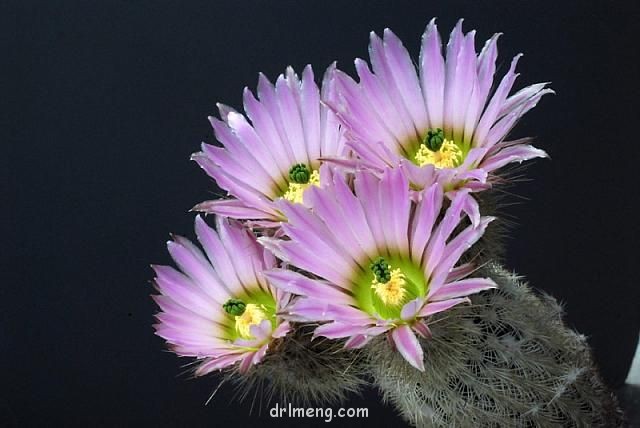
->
[366, 264, 624, 427]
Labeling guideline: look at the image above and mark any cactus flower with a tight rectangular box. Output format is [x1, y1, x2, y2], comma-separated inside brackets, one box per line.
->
[263, 169, 496, 371]
[326, 19, 553, 192]
[192, 65, 346, 226]
[152, 217, 292, 375]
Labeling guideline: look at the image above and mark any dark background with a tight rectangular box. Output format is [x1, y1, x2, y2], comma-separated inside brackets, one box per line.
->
[4, 1, 640, 426]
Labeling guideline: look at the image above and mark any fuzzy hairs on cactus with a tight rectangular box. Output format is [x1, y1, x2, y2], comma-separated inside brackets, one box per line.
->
[221, 323, 366, 407]
[365, 264, 624, 427]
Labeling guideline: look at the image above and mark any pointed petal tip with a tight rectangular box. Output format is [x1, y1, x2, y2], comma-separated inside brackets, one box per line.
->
[215, 102, 230, 117]
[483, 215, 497, 225]
[353, 57, 368, 69]
[190, 201, 207, 212]
[423, 18, 438, 37]
[484, 277, 499, 288]
[382, 27, 396, 38]
[194, 214, 207, 227]
[391, 325, 425, 371]
[257, 72, 273, 88]
[369, 30, 382, 44]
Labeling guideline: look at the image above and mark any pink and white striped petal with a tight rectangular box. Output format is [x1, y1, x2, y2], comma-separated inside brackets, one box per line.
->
[391, 325, 425, 371]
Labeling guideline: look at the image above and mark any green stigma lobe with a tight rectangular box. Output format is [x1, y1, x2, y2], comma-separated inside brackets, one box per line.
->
[223, 298, 246, 316]
[424, 128, 444, 152]
[370, 257, 391, 283]
[288, 164, 311, 184]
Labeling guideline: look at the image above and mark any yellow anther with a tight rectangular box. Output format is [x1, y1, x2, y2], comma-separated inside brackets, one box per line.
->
[414, 139, 463, 168]
[235, 303, 267, 339]
[371, 268, 407, 306]
[282, 169, 320, 204]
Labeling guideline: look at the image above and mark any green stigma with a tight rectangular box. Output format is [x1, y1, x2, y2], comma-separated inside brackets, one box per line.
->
[288, 163, 311, 184]
[423, 128, 445, 152]
[223, 298, 246, 316]
[370, 257, 391, 284]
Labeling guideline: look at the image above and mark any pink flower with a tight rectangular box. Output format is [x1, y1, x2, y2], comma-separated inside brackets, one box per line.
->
[263, 168, 496, 371]
[152, 216, 292, 375]
[326, 19, 553, 192]
[192, 65, 346, 227]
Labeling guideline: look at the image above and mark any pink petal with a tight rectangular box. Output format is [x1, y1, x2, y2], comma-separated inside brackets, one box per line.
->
[382, 28, 429, 131]
[428, 278, 496, 302]
[391, 325, 425, 371]
[251, 344, 269, 365]
[289, 298, 370, 323]
[423, 189, 470, 277]
[192, 199, 274, 220]
[473, 54, 522, 147]
[419, 297, 470, 317]
[369, 32, 419, 144]
[272, 321, 291, 338]
[265, 269, 354, 306]
[410, 183, 443, 265]
[195, 353, 246, 376]
[413, 321, 432, 339]
[166, 238, 228, 304]
[480, 144, 548, 173]
[420, 18, 445, 128]
[314, 322, 369, 339]
[249, 319, 273, 342]
[238, 353, 256, 374]
[401, 298, 425, 321]
[428, 216, 494, 290]
[445, 263, 476, 282]
[344, 334, 374, 349]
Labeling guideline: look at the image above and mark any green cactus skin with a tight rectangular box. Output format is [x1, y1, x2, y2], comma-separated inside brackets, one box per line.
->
[366, 264, 625, 427]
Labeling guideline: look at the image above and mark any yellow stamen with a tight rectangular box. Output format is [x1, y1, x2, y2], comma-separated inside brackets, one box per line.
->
[235, 303, 267, 339]
[282, 169, 320, 204]
[414, 138, 463, 168]
[371, 268, 407, 306]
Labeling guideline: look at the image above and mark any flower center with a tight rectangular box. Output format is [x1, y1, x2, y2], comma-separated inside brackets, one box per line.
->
[223, 298, 269, 339]
[414, 128, 463, 168]
[234, 303, 268, 339]
[370, 257, 407, 306]
[282, 164, 320, 204]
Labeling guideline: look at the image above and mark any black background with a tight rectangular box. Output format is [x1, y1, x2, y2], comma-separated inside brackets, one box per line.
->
[4, 1, 640, 427]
